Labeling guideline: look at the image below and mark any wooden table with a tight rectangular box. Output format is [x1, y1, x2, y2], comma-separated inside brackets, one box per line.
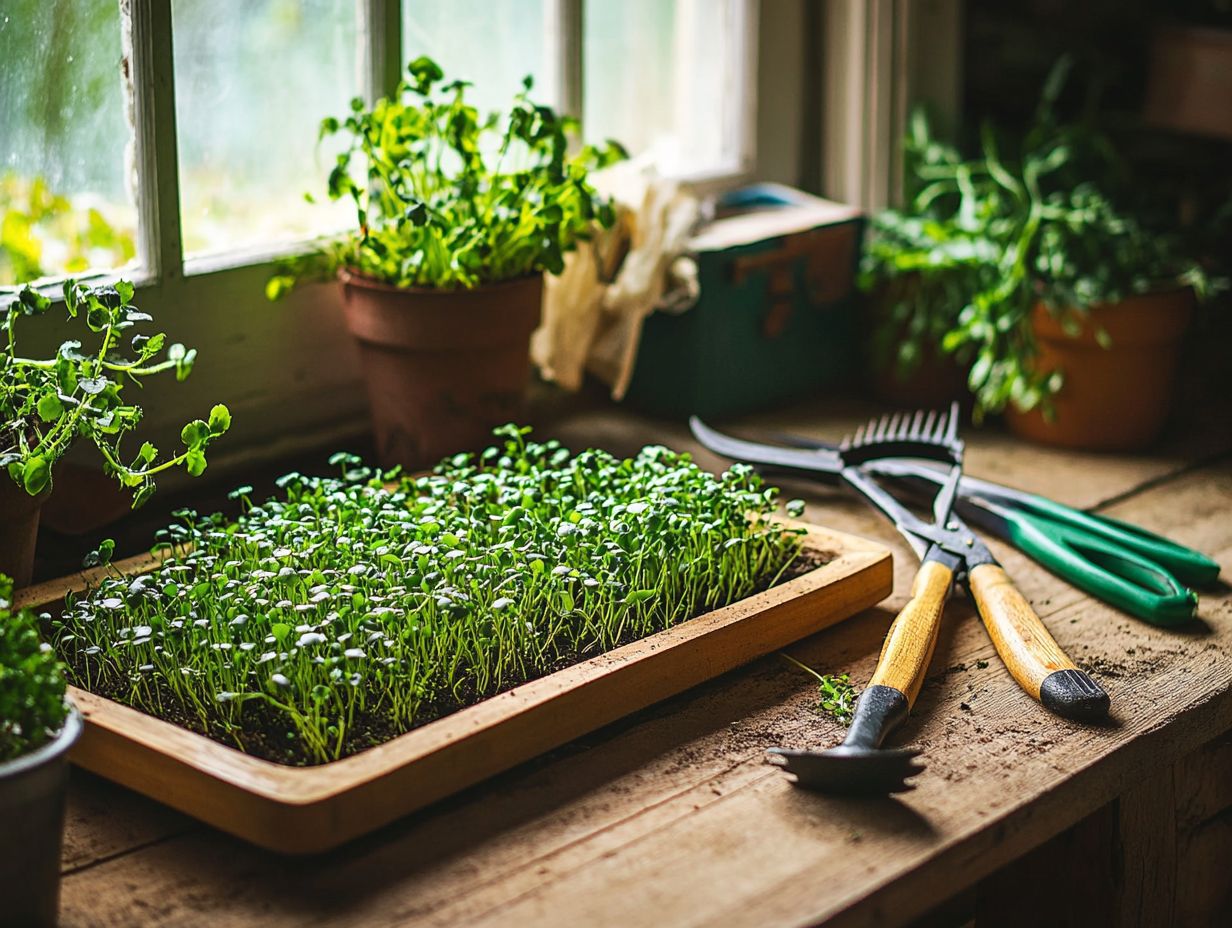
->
[54, 401, 1232, 927]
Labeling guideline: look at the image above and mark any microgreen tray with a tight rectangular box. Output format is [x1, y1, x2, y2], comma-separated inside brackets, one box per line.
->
[16, 521, 890, 854]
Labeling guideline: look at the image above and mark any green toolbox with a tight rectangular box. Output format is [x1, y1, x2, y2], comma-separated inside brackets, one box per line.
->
[623, 183, 864, 420]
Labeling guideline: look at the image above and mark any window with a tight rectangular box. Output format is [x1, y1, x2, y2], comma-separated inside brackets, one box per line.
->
[0, 1, 137, 285]
[172, 0, 364, 259]
[2, 0, 757, 289]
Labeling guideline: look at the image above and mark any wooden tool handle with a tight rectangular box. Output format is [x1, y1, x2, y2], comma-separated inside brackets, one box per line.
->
[869, 560, 952, 707]
[968, 563, 1110, 721]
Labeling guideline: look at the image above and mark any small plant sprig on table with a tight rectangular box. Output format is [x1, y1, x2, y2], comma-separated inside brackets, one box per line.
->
[55, 428, 807, 765]
[780, 653, 858, 726]
[1, 574, 69, 762]
[1, 279, 231, 504]
[267, 56, 625, 297]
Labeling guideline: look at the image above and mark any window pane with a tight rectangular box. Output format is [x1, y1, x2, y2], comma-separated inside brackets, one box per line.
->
[403, 0, 553, 118]
[172, 0, 363, 259]
[0, 0, 137, 285]
[584, 0, 746, 176]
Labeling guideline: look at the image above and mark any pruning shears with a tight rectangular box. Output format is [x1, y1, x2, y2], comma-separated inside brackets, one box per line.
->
[690, 417, 1220, 626]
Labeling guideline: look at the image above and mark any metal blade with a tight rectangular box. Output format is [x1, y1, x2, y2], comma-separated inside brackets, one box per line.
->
[689, 417, 843, 479]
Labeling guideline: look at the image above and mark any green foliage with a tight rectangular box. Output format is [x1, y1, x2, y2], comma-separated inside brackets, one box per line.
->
[780, 653, 858, 725]
[0, 574, 68, 762]
[267, 57, 624, 297]
[56, 429, 804, 764]
[0, 279, 231, 503]
[0, 173, 136, 286]
[862, 58, 1221, 417]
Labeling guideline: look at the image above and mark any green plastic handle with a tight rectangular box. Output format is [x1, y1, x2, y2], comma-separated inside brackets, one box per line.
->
[1015, 494, 1220, 587]
[996, 495, 1205, 626]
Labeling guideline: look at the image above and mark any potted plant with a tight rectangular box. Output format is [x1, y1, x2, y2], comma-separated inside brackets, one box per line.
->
[863, 61, 1222, 449]
[1, 574, 81, 927]
[0, 279, 231, 586]
[267, 58, 623, 468]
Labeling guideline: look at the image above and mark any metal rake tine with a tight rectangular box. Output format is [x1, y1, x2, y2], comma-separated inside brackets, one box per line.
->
[873, 414, 891, 442]
[933, 406, 949, 442]
[909, 409, 925, 441]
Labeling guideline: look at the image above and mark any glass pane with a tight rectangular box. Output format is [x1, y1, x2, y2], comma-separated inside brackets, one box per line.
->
[584, 0, 745, 176]
[0, 1, 137, 286]
[402, 0, 552, 119]
[172, 0, 363, 259]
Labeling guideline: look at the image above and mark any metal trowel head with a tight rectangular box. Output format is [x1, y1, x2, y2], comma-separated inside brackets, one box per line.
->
[767, 745, 926, 796]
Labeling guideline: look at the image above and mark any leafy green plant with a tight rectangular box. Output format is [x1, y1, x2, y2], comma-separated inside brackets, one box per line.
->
[780, 653, 858, 725]
[1, 574, 68, 762]
[0, 173, 136, 286]
[862, 59, 1221, 416]
[1, 279, 231, 503]
[55, 428, 807, 765]
[267, 57, 624, 298]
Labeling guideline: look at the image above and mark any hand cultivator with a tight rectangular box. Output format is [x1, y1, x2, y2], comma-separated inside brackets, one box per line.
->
[693, 404, 1219, 795]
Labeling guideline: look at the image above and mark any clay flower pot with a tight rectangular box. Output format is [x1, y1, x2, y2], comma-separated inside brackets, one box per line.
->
[0, 707, 81, 928]
[1005, 288, 1194, 451]
[0, 478, 50, 588]
[338, 271, 543, 469]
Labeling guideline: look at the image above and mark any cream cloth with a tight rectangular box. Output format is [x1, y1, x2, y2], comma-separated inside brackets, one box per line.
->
[531, 158, 701, 399]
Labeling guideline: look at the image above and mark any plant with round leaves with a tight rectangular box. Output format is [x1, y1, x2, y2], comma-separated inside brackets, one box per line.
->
[0, 279, 231, 505]
[0, 573, 69, 762]
[266, 56, 625, 298]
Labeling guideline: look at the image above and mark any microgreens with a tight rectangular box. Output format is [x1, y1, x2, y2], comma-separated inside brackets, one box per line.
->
[0, 279, 231, 503]
[1, 574, 69, 762]
[55, 427, 806, 765]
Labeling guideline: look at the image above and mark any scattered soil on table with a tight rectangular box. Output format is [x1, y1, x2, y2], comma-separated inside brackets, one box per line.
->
[59, 544, 835, 767]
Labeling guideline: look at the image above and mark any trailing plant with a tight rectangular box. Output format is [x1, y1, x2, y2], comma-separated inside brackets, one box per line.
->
[1, 279, 231, 503]
[1, 574, 69, 762]
[781, 653, 858, 726]
[267, 57, 625, 298]
[55, 428, 807, 765]
[862, 58, 1222, 417]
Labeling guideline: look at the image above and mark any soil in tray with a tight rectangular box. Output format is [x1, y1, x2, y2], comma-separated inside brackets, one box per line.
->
[58, 546, 832, 767]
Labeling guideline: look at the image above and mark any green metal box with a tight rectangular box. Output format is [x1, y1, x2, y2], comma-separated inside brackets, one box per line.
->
[623, 184, 864, 420]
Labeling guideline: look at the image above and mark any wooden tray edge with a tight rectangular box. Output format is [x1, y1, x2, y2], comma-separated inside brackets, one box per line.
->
[36, 522, 893, 853]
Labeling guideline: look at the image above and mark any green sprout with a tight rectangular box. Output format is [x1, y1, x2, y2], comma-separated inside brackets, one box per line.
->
[54, 428, 806, 765]
[780, 652, 858, 725]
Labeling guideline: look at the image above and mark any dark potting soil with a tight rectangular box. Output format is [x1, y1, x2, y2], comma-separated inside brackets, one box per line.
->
[60, 545, 835, 767]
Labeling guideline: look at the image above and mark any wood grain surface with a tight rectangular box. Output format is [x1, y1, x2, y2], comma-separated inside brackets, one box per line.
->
[44, 400, 1232, 927]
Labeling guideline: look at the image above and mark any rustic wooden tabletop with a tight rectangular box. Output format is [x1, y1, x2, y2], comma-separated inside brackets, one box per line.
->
[53, 401, 1232, 927]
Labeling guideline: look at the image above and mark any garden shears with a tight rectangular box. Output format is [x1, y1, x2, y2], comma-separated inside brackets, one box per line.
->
[690, 417, 1219, 627]
[758, 404, 1108, 795]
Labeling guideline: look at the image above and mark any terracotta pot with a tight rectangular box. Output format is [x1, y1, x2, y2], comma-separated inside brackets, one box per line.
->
[338, 270, 543, 469]
[1005, 289, 1194, 451]
[0, 477, 49, 587]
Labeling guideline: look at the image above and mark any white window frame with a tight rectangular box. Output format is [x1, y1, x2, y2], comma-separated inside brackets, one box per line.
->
[13, 0, 768, 489]
[819, 0, 964, 211]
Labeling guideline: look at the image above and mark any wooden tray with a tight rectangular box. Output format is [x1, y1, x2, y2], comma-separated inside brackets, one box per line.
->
[17, 521, 891, 854]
